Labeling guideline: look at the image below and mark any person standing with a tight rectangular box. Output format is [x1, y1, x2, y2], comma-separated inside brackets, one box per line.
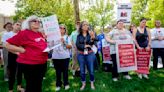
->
[3, 22, 24, 92]
[151, 20, 164, 70]
[76, 21, 96, 90]
[105, 20, 132, 81]
[70, 21, 80, 76]
[5, 15, 48, 92]
[1, 22, 13, 81]
[133, 18, 151, 79]
[52, 24, 72, 91]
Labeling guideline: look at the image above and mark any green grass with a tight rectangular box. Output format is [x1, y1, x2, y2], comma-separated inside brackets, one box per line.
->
[0, 66, 164, 92]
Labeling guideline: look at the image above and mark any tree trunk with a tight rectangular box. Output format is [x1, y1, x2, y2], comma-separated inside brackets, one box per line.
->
[73, 0, 80, 24]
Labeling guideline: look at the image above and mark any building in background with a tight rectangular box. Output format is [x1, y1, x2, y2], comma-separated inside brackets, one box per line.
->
[0, 14, 13, 31]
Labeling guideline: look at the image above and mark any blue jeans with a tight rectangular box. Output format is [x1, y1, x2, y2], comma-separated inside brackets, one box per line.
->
[77, 52, 96, 82]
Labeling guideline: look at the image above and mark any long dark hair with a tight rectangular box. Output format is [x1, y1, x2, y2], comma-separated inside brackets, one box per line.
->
[78, 21, 90, 35]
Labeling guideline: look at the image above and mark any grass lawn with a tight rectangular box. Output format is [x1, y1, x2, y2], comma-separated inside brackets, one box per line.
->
[0, 65, 164, 92]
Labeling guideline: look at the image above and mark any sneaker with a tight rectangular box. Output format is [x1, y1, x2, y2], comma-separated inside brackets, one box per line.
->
[143, 74, 149, 79]
[124, 75, 132, 80]
[4, 78, 8, 82]
[43, 77, 46, 80]
[138, 74, 142, 79]
[72, 70, 75, 76]
[49, 62, 54, 68]
[65, 85, 70, 90]
[91, 84, 95, 90]
[55, 87, 61, 91]
[112, 78, 118, 82]
[80, 84, 86, 91]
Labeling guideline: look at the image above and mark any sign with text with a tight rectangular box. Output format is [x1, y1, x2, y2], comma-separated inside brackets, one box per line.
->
[116, 40, 137, 73]
[136, 49, 151, 74]
[41, 15, 61, 51]
[102, 39, 112, 64]
[117, 3, 132, 24]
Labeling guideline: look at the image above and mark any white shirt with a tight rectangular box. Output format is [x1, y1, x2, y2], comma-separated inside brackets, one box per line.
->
[107, 28, 132, 54]
[1, 31, 16, 44]
[151, 27, 164, 48]
[52, 35, 72, 59]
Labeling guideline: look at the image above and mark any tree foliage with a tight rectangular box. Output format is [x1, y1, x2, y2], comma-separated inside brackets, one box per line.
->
[144, 0, 164, 28]
[81, 0, 115, 30]
[131, 0, 164, 28]
[14, 0, 115, 34]
[14, 0, 75, 35]
[131, 0, 149, 26]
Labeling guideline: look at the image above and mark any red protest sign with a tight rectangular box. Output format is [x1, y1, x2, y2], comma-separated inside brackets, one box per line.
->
[102, 46, 111, 61]
[118, 44, 135, 68]
[116, 40, 137, 73]
[136, 49, 151, 74]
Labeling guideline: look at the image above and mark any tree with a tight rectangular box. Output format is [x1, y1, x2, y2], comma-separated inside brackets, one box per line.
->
[14, 0, 75, 35]
[73, 0, 80, 23]
[144, 0, 164, 28]
[131, 0, 149, 26]
[81, 0, 114, 30]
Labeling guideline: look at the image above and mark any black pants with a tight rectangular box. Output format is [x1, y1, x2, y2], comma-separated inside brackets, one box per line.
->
[153, 48, 164, 70]
[111, 54, 128, 78]
[43, 62, 47, 77]
[18, 63, 46, 92]
[7, 52, 23, 90]
[52, 58, 69, 87]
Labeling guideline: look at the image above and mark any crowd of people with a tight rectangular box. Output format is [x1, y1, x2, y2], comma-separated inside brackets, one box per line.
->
[0, 15, 163, 92]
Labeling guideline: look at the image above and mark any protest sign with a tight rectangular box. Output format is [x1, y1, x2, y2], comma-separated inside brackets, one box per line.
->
[41, 15, 61, 52]
[116, 40, 137, 72]
[136, 49, 151, 74]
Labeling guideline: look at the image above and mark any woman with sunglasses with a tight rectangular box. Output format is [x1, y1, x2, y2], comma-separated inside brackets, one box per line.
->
[76, 21, 96, 90]
[133, 18, 151, 79]
[51, 24, 72, 91]
[5, 15, 48, 92]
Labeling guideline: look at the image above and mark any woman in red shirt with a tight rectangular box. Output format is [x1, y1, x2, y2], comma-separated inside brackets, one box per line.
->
[5, 15, 48, 92]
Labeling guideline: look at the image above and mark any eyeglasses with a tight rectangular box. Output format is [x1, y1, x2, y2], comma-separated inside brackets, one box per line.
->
[30, 20, 41, 23]
[16, 24, 21, 26]
[60, 27, 65, 29]
[82, 24, 89, 26]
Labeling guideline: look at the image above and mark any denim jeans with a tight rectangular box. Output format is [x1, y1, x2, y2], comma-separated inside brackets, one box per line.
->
[77, 52, 96, 82]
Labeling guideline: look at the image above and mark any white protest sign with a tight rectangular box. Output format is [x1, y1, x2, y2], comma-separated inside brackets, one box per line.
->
[41, 15, 61, 52]
[117, 3, 132, 25]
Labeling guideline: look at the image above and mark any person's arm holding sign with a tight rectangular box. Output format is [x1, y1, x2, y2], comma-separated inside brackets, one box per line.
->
[61, 37, 72, 49]
[105, 31, 116, 44]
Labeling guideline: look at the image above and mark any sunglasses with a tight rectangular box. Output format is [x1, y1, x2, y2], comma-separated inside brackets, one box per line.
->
[30, 20, 41, 23]
[82, 24, 89, 26]
[60, 27, 65, 29]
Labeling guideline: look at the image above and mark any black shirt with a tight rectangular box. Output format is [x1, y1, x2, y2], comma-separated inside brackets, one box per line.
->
[76, 33, 95, 52]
